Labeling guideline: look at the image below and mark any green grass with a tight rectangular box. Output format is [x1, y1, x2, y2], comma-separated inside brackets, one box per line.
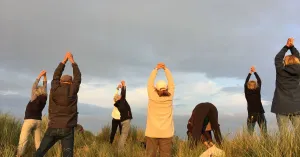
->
[0, 112, 300, 157]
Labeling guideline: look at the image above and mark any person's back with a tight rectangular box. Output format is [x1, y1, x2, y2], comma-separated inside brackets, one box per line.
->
[272, 38, 300, 114]
[36, 52, 81, 157]
[145, 63, 175, 157]
[271, 38, 300, 138]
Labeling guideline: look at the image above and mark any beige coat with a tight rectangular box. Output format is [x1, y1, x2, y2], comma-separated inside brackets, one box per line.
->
[145, 68, 175, 138]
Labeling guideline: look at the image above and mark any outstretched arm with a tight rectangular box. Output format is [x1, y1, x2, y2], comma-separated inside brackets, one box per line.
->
[290, 46, 300, 59]
[51, 62, 66, 89]
[253, 72, 261, 87]
[31, 78, 40, 101]
[275, 46, 289, 70]
[70, 63, 82, 95]
[244, 73, 251, 91]
[147, 68, 158, 99]
[164, 67, 175, 97]
[42, 74, 47, 93]
[120, 86, 126, 100]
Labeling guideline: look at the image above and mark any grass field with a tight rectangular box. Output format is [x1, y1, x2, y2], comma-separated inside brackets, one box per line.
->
[0, 112, 300, 157]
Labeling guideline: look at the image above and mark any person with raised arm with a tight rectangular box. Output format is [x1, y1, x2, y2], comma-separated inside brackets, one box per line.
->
[35, 52, 81, 157]
[17, 70, 47, 157]
[244, 66, 267, 136]
[271, 38, 300, 136]
[145, 62, 175, 157]
[113, 80, 132, 154]
[109, 84, 122, 144]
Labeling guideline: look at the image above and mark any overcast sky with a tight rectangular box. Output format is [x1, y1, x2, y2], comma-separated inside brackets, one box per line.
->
[1, 0, 299, 137]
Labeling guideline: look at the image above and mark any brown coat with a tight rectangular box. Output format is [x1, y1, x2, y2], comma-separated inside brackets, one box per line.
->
[48, 62, 81, 128]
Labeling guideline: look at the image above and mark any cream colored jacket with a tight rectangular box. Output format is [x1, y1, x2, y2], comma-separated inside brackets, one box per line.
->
[145, 68, 175, 138]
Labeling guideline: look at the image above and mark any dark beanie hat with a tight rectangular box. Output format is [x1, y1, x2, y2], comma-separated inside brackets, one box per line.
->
[60, 75, 72, 82]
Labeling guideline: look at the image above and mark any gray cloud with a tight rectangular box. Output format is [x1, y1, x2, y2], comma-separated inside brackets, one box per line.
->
[1, 1, 300, 116]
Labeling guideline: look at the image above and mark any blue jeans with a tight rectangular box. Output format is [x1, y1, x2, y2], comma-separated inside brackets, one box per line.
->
[35, 128, 74, 157]
[247, 113, 267, 136]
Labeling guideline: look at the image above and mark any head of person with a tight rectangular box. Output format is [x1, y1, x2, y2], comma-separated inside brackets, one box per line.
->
[284, 55, 300, 66]
[34, 86, 47, 96]
[247, 80, 258, 90]
[113, 94, 121, 102]
[60, 75, 73, 84]
[155, 80, 171, 97]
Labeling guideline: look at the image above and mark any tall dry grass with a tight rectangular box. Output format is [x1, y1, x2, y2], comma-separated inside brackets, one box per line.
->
[0, 112, 300, 157]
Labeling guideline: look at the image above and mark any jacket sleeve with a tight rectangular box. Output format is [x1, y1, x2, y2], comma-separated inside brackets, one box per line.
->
[147, 69, 158, 100]
[253, 72, 261, 88]
[120, 86, 126, 100]
[70, 63, 82, 95]
[164, 68, 175, 98]
[51, 63, 65, 90]
[275, 46, 289, 70]
[244, 73, 251, 92]
[290, 46, 300, 59]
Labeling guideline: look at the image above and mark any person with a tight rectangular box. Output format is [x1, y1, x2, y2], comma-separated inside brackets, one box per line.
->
[35, 52, 81, 157]
[187, 114, 214, 149]
[17, 70, 48, 157]
[113, 80, 133, 153]
[189, 102, 223, 148]
[145, 62, 175, 157]
[271, 38, 300, 136]
[244, 66, 267, 136]
[110, 84, 122, 144]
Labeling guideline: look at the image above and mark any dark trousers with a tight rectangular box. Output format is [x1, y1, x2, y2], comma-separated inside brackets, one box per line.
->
[247, 113, 267, 135]
[110, 118, 122, 144]
[191, 103, 222, 147]
[35, 128, 74, 157]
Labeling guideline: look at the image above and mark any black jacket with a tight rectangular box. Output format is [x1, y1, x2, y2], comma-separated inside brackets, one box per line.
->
[24, 95, 47, 120]
[244, 72, 265, 114]
[114, 86, 133, 122]
[271, 46, 300, 114]
[48, 62, 81, 128]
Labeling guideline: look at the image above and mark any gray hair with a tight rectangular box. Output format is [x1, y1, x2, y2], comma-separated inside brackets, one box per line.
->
[34, 86, 47, 96]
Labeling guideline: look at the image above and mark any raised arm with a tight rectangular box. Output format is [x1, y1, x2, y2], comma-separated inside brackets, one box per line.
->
[42, 73, 47, 93]
[244, 73, 251, 87]
[70, 63, 81, 95]
[275, 46, 289, 70]
[164, 67, 175, 96]
[51, 62, 66, 89]
[120, 85, 126, 100]
[290, 46, 300, 59]
[253, 72, 261, 87]
[147, 68, 158, 99]
[31, 70, 46, 100]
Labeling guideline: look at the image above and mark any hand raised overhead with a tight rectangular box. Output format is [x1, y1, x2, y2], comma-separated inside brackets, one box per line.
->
[38, 70, 47, 79]
[121, 80, 126, 86]
[286, 38, 294, 47]
[156, 62, 166, 70]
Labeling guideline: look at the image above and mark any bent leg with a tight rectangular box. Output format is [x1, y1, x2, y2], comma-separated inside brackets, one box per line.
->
[35, 128, 58, 157]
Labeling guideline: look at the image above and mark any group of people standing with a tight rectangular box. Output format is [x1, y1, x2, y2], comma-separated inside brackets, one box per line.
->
[15, 38, 300, 157]
[243, 38, 300, 140]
